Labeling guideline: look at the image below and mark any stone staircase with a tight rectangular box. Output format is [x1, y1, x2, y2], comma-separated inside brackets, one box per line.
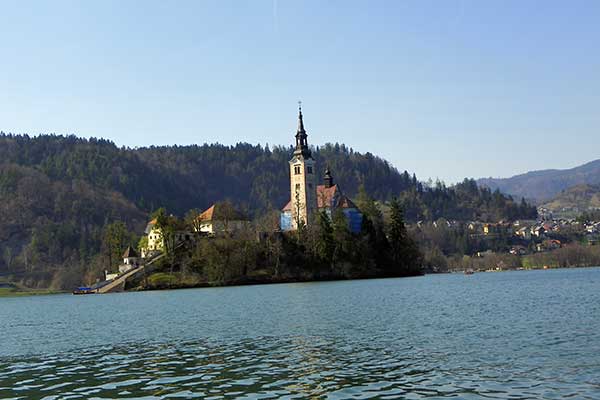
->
[97, 252, 165, 294]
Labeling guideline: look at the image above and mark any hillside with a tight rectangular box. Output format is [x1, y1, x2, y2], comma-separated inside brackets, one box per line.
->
[0, 133, 536, 288]
[542, 184, 600, 215]
[478, 159, 600, 201]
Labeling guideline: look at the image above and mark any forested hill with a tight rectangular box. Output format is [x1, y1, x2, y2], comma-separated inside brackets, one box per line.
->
[0, 133, 413, 215]
[0, 133, 536, 288]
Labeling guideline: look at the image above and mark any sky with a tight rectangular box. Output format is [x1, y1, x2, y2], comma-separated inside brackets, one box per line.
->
[1, 0, 599, 183]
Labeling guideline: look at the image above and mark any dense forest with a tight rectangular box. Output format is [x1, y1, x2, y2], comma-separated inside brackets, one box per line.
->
[0, 133, 536, 289]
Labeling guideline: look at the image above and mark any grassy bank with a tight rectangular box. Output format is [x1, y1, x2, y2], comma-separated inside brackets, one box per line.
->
[0, 285, 64, 297]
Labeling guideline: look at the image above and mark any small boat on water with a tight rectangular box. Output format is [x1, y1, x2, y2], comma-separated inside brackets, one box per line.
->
[72, 287, 96, 295]
[464, 269, 475, 275]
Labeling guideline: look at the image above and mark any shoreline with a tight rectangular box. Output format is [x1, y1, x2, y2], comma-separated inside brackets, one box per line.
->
[130, 271, 425, 293]
[5, 265, 600, 297]
[0, 288, 66, 298]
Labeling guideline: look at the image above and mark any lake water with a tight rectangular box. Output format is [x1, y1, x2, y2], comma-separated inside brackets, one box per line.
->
[1, 268, 600, 399]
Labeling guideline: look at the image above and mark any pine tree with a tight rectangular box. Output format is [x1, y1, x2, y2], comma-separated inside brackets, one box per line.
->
[388, 197, 422, 276]
[317, 210, 334, 265]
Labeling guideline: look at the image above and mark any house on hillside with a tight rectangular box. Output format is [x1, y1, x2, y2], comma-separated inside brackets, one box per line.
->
[509, 245, 528, 255]
[483, 223, 496, 236]
[532, 226, 546, 238]
[536, 239, 561, 252]
[144, 219, 162, 256]
[515, 226, 532, 240]
[141, 219, 191, 258]
[196, 203, 248, 235]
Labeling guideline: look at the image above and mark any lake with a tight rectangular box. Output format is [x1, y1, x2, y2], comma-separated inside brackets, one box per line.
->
[1, 268, 600, 399]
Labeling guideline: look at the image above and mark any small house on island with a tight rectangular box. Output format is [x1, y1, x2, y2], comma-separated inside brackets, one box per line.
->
[104, 246, 142, 281]
[196, 203, 248, 235]
[119, 246, 140, 273]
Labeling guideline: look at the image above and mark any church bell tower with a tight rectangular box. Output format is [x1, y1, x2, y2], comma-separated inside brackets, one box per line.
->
[289, 102, 318, 228]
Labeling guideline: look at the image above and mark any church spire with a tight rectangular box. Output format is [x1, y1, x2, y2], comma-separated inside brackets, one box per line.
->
[324, 166, 334, 188]
[297, 102, 306, 135]
[294, 101, 311, 158]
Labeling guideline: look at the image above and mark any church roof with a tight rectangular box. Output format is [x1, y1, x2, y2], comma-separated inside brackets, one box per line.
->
[317, 184, 338, 208]
[198, 203, 246, 222]
[281, 184, 358, 211]
[122, 246, 139, 259]
[144, 218, 158, 234]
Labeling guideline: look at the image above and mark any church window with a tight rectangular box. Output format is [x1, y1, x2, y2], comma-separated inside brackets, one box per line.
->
[294, 165, 301, 175]
[307, 166, 313, 174]
[295, 184, 301, 191]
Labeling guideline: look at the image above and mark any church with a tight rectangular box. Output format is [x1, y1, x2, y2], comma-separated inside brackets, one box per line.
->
[280, 105, 363, 233]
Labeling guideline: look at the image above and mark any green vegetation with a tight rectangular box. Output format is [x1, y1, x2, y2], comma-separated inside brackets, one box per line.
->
[543, 184, 600, 217]
[398, 178, 537, 222]
[0, 283, 62, 297]
[0, 133, 537, 289]
[140, 198, 422, 290]
[522, 244, 600, 269]
[147, 273, 178, 289]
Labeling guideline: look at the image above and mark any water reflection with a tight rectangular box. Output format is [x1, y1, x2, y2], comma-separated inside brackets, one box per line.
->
[2, 269, 600, 398]
[2, 334, 599, 399]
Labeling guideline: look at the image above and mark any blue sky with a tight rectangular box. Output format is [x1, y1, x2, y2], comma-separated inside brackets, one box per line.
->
[1, 1, 598, 183]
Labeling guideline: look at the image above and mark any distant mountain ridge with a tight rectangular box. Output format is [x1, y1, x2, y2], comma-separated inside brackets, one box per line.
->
[477, 159, 600, 201]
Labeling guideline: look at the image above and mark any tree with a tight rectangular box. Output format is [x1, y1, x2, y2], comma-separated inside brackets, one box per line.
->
[137, 236, 148, 253]
[293, 188, 306, 236]
[387, 197, 422, 276]
[153, 209, 183, 287]
[213, 200, 242, 236]
[331, 208, 352, 273]
[101, 221, 130, 270]
[356, 184, 384, 230]
[256, 210, 284, 277]
[316, 210, 334, 266]
[358, 185, 390, 271]
[185, 208, 203, 238]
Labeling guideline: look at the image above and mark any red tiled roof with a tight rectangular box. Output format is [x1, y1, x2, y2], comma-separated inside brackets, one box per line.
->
[338, 196, 357, 209]
[282, 200, 292, 211]
[144, 218, 158, 234]
[281, 184, 357, 211]
[317, 185, 338, 209]
[199, 205, 216, 221]
[198, 203, 246, 221]
[122, 246, 139, 258]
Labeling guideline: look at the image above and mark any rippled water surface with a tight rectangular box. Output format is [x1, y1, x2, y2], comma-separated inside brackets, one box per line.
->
[2, 268, 600, 399]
